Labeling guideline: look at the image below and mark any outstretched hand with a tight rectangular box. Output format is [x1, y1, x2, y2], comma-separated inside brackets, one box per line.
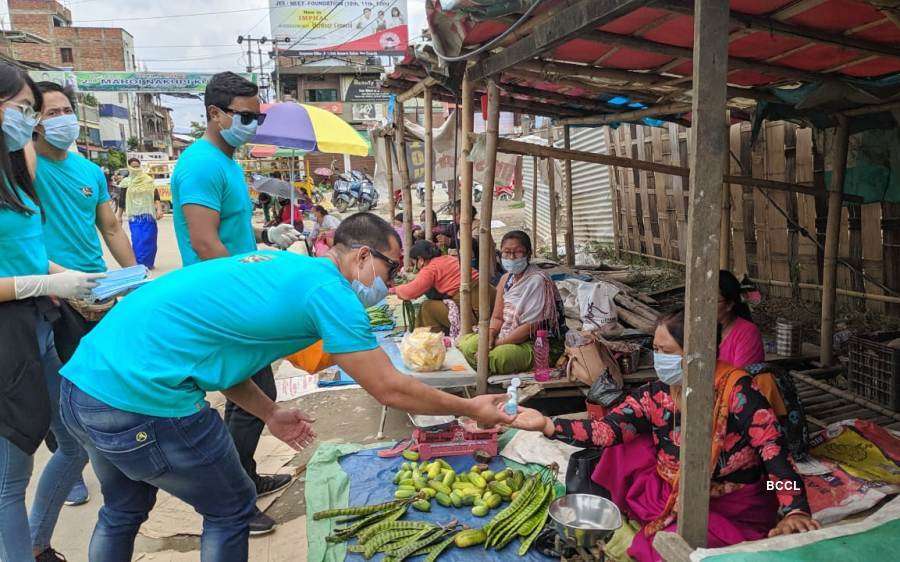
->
[509, 406, 553, 436]
[266, 407, 317, 451]
[467, 393, 516, 428]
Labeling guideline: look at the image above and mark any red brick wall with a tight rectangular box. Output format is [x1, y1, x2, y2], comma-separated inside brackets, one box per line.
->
[9, 0, 127, 70]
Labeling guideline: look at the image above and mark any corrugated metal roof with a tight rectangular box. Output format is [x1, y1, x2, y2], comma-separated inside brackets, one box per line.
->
[522, 126, 613, 252]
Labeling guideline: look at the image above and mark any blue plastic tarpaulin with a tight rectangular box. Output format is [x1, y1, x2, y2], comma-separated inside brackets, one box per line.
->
[338, 448, 554, 562]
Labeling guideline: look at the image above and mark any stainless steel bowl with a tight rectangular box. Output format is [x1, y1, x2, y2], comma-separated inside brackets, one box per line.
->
[548, 494, 623, 548]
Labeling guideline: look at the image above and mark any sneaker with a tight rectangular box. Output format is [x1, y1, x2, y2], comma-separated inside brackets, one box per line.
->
[255, 474, 292, 498]
[249, 510, 276, 536]
[35, 548, 67, 561]
[63, 478, 89, 506]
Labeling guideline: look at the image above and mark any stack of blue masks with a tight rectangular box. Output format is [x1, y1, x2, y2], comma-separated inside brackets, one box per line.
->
[89, 265, 150, 302]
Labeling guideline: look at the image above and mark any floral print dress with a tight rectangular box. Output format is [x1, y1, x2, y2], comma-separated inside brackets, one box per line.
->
[553, 376, 811, 516]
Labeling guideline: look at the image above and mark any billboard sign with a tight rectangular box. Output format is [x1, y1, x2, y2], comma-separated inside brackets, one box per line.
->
[29, 71, 256, 93]
[352, 102, 384, 122]
[270, 0, 408, 55]
[345, 77, 391, 103]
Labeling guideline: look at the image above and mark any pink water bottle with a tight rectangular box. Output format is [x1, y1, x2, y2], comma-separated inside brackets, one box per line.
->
[533, 330, 550, 382]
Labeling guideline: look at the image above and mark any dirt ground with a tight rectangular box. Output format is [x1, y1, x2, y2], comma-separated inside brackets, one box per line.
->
[33, 190, 528, 561]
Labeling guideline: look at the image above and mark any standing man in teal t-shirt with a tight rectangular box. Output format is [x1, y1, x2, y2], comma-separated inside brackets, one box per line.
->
[32, 81, 137, 508]
[170, 72, 301, 535]
[58, 213, 514, 561]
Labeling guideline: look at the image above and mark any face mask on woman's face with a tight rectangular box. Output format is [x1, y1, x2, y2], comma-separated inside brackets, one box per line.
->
[653, 351, 684, 385]
[40, 113, 79, 150]
[351, 252, 389, 307]
[2, 105, 38, 152]
[502, 257, 528, 275]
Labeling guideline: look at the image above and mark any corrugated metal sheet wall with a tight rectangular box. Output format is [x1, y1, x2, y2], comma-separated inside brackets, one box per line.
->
[522, 127, 613, 249]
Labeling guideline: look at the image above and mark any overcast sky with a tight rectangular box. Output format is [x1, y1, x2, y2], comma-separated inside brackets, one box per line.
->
[1, 0, 427, 132]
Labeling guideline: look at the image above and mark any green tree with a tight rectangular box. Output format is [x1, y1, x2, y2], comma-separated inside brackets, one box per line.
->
[107, 149, 126, 170]
[189, 121, 206, 139]
[127, 136, 139, 150]
[82, 93, 99, 107]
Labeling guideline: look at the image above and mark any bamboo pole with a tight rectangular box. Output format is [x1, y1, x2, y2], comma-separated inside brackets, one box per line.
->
[476, 81, 501, 396]
[424, 87, 434, 239]
[531, 156, 539, 242]
[396, 76, 438, 103]
[564, 126, 576, 266]
[394, 101, 414, 269]
[385, 136, 396, 221]
[559, 102, 692, 126]
[676, 0, 729, 549]
[459, 71, 475, 336]
[820, 114, 851, 366]
[483, 135, 862, 202]
[548, 152, 559, 261]
[720, 117, 733, 270]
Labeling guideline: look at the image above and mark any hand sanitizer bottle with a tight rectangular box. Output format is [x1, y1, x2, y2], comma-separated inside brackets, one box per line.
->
[505, 377, 521, 416]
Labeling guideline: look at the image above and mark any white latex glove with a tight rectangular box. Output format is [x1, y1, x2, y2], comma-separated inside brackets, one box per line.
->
[14, 270, 106, 300]
[267, 224, 303, 249]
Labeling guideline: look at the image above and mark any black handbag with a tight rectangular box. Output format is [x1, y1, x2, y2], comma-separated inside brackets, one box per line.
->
[565, 448, 610, 498]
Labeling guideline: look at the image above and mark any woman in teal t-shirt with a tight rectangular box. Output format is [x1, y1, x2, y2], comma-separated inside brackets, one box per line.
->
[0, 61, 103, 562]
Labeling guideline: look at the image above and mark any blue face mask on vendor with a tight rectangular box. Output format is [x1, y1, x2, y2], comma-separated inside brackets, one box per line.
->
[351, 252, 389, 308]
[502, 257, 528, 275]
[653, 351, 684, 385]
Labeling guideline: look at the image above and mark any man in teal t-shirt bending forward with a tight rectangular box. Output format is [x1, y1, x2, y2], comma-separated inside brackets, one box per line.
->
[59, 213, 513, 561]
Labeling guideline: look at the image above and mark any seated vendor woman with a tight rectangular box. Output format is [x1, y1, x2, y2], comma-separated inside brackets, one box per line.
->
[458, 230, 566, 375]
[390, 240, 488, 334]
[719, 270, 788, 418]
[510, 309, 820, 562]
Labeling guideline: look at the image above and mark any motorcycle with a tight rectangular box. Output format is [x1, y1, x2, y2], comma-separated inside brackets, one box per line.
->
[355, 171, 379, 211]
[495, 182, 515, 201]
[331, 172, 358, 212]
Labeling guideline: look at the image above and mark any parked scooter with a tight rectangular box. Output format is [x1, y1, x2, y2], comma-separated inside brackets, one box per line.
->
[332, 172, 358, 212]
[354, 171, 379, 211]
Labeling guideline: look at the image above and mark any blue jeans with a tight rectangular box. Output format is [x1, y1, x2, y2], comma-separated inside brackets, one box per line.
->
[60, 378, 257, 562]
[1, 317, 87, 560]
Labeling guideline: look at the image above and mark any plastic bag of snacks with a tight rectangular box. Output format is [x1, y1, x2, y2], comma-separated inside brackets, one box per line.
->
[399, 328, 446, 372]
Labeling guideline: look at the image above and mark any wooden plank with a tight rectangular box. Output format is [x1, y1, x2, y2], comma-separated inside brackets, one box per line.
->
[652, 126, 673, 261]
[424, 87, 434, 239]
[487, 135, 844, 200]
[653, 532, 694, 562]
[729, 125, 748, 275]
[820, 115, 850, 366]
[476, 81, 501, 395]
[396, 76, 438, 103]
[467, 0, 649, 81]
[559, 102, 692, 126]
[677, 0, 728, 548]
[669, 124, 688, 261]
[384, 136, 396, 221]
[548, 151, 559, 260]
[848, 204, 866, 311]
[394, 101, 414, 269]
[720, 119, 733, 270]
[740, 125, 758, 278]
[563, 126, 576, 266]
[784, 124, 801, 299]
[636, 126, 657, 258]
[862, 203, 884, 313]
[883, 203, 900, 315]
[459, 71, 475, 335]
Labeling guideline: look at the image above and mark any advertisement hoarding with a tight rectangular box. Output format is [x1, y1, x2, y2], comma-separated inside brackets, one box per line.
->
[29, 71, 256, 93]
[270, 0, 408, 55]
[345, 77, 391, 103]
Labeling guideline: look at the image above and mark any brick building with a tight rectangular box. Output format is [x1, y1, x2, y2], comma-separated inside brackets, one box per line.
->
[6, 0, 172, 155]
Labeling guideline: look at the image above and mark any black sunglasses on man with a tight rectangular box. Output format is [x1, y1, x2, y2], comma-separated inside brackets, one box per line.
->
[218, 106, 267, 126]
[353, 245, 402, 281]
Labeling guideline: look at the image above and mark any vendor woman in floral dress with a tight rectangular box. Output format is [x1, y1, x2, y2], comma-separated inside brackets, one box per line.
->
[510, 309, 819, 562]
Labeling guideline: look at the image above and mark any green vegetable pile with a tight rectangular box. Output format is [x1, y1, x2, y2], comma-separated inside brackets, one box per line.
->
[393, 454, 527, 521]
[315, 496, 461, 561]
[367, 304, 394, 328]
[314, 456, 559, 559]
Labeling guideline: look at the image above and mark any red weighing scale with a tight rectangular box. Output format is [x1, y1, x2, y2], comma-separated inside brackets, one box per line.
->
[378, 415, 500, 461]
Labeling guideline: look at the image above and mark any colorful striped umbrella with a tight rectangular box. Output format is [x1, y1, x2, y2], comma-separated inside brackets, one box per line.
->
[252, 102, 369, 156]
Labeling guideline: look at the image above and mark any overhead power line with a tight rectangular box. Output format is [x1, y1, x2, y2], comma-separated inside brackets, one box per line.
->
[74, 6, 268, 23]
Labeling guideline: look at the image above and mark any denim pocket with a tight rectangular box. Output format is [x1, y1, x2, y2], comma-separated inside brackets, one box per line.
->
[82, 419, 168, 481]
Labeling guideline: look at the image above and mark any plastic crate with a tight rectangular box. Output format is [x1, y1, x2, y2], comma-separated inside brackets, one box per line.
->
[848, 331, 900, 411]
